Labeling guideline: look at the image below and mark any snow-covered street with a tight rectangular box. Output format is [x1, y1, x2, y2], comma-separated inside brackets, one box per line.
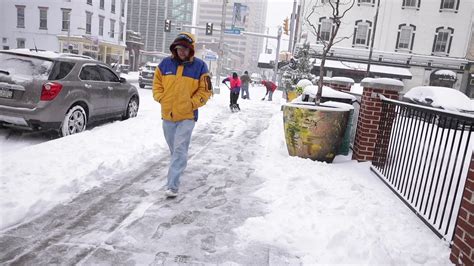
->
[0, 80, 452, 264]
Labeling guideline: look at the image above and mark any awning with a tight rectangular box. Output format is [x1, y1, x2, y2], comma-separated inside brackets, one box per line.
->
[314, 59, 412, 79]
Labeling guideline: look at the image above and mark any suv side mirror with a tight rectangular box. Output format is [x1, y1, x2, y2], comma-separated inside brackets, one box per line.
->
[120, 77, 126, 83]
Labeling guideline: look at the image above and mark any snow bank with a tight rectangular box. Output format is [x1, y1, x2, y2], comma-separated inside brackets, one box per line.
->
[404, 86, 473, 112]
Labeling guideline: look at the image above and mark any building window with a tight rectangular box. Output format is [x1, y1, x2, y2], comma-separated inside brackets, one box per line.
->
[121, 0, 125, 17]
[440, 0, 457, 9]
[99, 16, 104, 36]
[62, 9, 71, 32]
[17, 38, 25, 48]
[3, 46, 9, 50]
[119, 22, 124, 41]
[358, 0, 375, 5]
[396, 24, 416, 51]
[353, 20, 372, 47]
[100, 0, 104, 9]
[2, 38, 7, 43]
[87, 0, 92, 5]
[86, 12, 92, 34]
[111, 0, 116, 13]
[110, 19, 116, 38]
[402, 0, 420, 8]
[39, 7, 48, 30]
[318, 17, 333, 42]
[16, 5, 25, 28]
[432, 27, 454, 55]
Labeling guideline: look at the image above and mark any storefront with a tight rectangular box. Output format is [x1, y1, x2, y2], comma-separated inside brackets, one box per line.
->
[57, 35, 125, 64]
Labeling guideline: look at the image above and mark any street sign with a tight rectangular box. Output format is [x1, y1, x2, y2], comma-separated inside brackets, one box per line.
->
[224, 28, 241, 35]
[204, 53, 218, 61]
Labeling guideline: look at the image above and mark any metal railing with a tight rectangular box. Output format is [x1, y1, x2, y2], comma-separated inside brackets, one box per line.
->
[371, 96, 474, 241]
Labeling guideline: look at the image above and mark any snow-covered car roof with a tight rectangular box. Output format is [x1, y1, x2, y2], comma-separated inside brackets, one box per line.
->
[1, 49, 94, 61]
[403, 86, 473, 112]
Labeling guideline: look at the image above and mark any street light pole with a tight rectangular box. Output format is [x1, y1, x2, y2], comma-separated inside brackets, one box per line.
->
[366, 0, 380, 77]
[288, 0, 297, 53]
[272, 26, 282, 83]
[215, 0, 227, 84]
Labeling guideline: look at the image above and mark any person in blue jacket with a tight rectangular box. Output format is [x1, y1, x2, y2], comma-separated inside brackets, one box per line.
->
[152, 32, 212, 198]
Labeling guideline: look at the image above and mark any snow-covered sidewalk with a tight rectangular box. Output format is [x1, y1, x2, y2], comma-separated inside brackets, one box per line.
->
[0, 84, 452, 264]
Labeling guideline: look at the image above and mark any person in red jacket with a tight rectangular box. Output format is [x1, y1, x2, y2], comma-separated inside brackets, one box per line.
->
[261, 80, 277, 101]
[222, 72, 241, 111]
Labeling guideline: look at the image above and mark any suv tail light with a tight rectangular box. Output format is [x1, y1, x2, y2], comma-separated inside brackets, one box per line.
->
[40, 82, 63, 101]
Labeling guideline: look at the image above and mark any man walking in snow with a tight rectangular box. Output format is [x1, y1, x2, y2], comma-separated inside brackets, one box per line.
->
[152, 32, 213, 198]
[240, 71, 251, 99]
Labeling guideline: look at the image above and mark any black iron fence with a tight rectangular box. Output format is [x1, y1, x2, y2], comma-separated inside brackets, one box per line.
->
[371, 96, 474, 241]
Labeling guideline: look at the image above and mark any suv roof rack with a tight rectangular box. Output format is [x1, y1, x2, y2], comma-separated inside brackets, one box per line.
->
[59, 53, 94, 60]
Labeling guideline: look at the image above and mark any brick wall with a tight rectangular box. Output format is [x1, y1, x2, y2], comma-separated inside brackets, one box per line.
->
[450, 152, 474, 265]
[352, 84, 400, 162]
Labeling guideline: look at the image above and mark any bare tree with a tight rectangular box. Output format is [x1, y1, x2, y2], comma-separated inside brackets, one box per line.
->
[305, 0, 355, 104]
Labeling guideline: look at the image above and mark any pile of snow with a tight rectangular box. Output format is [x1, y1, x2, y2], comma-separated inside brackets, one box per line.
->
[361, 77, 404, 87]
[331, 76, 355, 84]
[433, 69, 457, 78]
[404, 86, 473, 112]
[351, 83, 364, 95]
[296, 79, 312, 89]
[303, 85, 357, 101]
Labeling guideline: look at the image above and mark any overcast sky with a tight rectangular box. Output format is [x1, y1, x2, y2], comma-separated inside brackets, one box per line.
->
[265, 0, 296, 52]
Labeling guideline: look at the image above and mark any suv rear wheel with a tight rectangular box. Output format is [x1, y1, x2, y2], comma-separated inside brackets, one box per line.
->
[59, 105, 87, 137]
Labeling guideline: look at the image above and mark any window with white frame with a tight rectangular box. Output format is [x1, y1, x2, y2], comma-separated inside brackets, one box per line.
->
[119, 22, 124, 41]
[441, 0, 456, 9]
[17, 38, 25, 48]
[86, 12, 92, 34]
[121, 0, 125, 17]
[358, 0, 374, 5]
[87, 0, 92, 5]
[396, 24, 415, 51]
[319, 18, 332, 42]
[111, 0, 116, 13]
[403, 0, 418, 8]
[99, 16, 104, 36]
[62, 9, 71, 31]
[100, 0, 104, 9]
[16, 5, 25, 28]
[110, 19, 116, 38]
[353, 21, 371, 47]
[432, 27, 454, 54]
[39, 7, 48, 30]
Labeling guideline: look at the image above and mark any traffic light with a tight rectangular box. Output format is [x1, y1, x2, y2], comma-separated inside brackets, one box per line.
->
[205, 22, 213, 35]
[164, 19, 171, 32]
[283, 17, 289, 35]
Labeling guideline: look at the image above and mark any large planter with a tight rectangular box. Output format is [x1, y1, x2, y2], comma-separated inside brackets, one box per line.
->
[283, 102, 350, 163]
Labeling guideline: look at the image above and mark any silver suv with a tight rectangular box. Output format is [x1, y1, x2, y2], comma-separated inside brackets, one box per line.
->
[139, 62, 159, 88]
[0, 49, 139, 136]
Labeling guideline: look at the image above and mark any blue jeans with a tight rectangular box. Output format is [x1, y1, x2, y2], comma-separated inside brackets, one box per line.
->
[162, 119, 195, 192]
[241, 84, 249, 99]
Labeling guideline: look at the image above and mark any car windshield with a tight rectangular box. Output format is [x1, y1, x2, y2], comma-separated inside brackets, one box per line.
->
[145, 65, 157, 71]
[0, 53, 53, 84]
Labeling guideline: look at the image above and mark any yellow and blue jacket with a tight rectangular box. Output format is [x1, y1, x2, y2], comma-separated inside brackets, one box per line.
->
[152, 35, 212, 122]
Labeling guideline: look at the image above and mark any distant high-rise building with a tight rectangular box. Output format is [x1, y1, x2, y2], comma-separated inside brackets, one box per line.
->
[126, 0, 193, 62]
[196, 0, 268, 74]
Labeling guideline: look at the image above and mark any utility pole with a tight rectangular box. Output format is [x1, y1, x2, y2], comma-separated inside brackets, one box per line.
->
[272, 26, 282, 83]
[288, 0, 297, 53]
[265, 27, 269, 53]
[366, 0, 380, 77]
[215, 0, 227, 85]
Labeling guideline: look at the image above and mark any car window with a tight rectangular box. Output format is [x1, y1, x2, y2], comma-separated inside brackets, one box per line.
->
[0, 53, 53, 82]
[79, 65, 102, 81]
[49, 61, 75, 80]
[98, 66, 120, 82]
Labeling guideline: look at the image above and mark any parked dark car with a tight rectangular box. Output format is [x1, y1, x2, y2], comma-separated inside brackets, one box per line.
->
[138, 62, 159, 88]
[0, 49, 139, 136]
